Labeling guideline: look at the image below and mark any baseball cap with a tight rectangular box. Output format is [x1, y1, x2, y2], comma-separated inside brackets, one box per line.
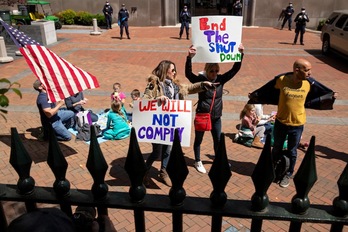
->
[33, 79, 42, 90]
[301, 7, 305, 10]
[8, 208, 75, 232]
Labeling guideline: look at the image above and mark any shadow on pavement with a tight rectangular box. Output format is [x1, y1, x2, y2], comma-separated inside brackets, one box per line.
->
[0, 132, 78, 164]
[305, 49, 348, 74]
[315, 145, 348, 163]
[107, 155, 162, 190]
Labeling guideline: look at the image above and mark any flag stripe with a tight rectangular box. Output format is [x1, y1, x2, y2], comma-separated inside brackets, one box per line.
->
[0, 19, 99, 103]
[35, 45, 66, 102]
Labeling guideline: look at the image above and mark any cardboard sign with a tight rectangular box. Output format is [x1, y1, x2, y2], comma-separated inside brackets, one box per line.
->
[132, 99, 192, 147]
[192, 16, 243, 63]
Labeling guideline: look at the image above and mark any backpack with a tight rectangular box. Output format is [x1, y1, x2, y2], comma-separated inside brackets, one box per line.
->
[76, 111, 92, 129]
[76, 123, 102, 141]
[234, 125, 254, 147]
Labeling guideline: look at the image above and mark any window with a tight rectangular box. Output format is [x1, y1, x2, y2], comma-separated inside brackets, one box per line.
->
[326, 13, 339, 25]
[335, 14, 348, 29]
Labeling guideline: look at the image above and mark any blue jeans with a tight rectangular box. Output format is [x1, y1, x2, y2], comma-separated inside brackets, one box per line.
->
[52, 109, 75, 141]
[146, 143, 171, 170]
[272, 119, 304, 176]
[193, 117, 222, 162]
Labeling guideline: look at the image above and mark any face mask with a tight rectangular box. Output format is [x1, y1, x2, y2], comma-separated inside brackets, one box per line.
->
[289, 4, 292, 7]
[184, 8, 187, 11]
[301, 10, 305, 13]
[106, 2, 109, 5]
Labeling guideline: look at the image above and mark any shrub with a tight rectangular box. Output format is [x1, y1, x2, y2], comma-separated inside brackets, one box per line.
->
[58, 9, 76, 25]
[317, 19, 326, 31]
[75, 11, 93, 25]
[93, 14, 107, 27]
[0, 78, 21, 121]
[56, 10, 107, 27]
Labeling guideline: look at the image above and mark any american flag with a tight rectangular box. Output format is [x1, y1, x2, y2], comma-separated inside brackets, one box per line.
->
[0, 19, 99, 103]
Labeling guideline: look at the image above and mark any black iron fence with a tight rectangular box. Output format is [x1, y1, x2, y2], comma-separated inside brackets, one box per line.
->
[0, 127, 347, 231]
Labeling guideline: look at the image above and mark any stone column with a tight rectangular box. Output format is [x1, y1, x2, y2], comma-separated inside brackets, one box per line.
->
[0, 37, 14, 63]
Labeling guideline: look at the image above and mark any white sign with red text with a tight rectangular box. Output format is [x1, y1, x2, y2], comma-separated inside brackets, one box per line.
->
[192, 15, 243, 63]
[132, 99, 192, 147]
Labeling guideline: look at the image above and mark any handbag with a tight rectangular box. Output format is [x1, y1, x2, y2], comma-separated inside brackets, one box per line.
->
[194, 90, 216, 131]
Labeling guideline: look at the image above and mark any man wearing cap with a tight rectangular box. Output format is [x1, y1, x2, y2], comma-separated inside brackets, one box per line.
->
[33, 80, 74, 141]
[293, 7, 310, 45]
[179, 5, 191, 40]
[280, 2, 294, 30]
[102, 1, 113, 29]
[118, 3, 130, 39]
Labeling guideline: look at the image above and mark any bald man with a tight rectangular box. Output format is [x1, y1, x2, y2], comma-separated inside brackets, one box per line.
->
[248, 58, 337, 188]
[272, 59, 313, 187]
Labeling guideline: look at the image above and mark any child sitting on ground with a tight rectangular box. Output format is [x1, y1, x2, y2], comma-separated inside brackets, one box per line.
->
[239, 104, 265, 149]
[103, 100, 131, 140]
[127, 89, 141, 122]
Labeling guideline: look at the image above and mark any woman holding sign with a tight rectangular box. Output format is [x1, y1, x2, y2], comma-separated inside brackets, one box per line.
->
[185, 44, 244, 174]
[143, 60, 217, 186]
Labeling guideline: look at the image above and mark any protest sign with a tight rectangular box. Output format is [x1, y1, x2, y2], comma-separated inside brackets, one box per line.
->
[191, 16, 243, 63]
[132, 99, 192, 147]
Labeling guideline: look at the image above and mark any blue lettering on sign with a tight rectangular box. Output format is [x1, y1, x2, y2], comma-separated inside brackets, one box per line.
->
[137, 126, 185, 142]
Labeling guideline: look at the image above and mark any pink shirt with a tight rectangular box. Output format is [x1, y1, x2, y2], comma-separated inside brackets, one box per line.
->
[111, 92, 126, 101]
[242, 115, 258, 132]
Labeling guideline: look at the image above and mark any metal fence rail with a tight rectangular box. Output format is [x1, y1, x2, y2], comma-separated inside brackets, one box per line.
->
[1, 127, 347, 232]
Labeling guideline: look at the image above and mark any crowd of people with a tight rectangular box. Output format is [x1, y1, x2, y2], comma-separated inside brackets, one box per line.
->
[33, 3, 337, 191]
[34, 39, 336, 189]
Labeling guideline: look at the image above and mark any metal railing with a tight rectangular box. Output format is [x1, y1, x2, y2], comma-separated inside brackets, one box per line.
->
[0, 127, 347, 231]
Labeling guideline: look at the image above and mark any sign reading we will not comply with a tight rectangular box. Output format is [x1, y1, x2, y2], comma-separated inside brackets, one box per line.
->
[132, 99, 192, 147]
[192, 16, 243, 63]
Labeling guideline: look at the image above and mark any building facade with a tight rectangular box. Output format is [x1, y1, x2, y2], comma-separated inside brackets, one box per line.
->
[2, 0, 348, 29]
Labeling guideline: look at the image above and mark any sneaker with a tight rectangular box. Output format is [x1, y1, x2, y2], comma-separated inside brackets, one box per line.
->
[194, 161, 207, 174]
[158, 169, 171, 187]
[279, 175, 291, 188]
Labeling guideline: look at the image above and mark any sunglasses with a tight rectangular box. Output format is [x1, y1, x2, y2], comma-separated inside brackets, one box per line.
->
[209, 70, 219, 73]
[171, 69, 176, 72]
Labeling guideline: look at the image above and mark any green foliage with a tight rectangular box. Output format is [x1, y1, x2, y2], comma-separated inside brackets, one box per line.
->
[0, 78, 22, 121]
[75, 11, 93, 26]
[58, 9, 76, 25]
[57, 9, 107, 27]
[93, 14, 107, 26]
[317, 19, 326, 31]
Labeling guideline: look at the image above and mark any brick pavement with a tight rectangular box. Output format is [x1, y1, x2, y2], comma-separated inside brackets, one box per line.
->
[1, 26, 348, 231]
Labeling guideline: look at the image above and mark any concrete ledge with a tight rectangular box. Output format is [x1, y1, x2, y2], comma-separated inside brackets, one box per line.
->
[18, 21, 57, 46]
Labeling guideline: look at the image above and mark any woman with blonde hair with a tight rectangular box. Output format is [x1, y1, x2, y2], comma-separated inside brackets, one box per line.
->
[185, 44, 245, 173]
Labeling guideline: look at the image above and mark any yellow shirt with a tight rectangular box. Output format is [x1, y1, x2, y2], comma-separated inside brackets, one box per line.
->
[275, 74, 310, 126]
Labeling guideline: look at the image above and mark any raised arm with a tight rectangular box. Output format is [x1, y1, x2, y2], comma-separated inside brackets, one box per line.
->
[185, 45, 200, 83]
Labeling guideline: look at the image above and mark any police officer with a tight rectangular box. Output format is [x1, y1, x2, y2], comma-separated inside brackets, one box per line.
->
[102, 1, 113, 29]
[281, 2, 294, 30]
[118, 3, 130, 39]
[179, 5, 191, 40]
[233, 0, 243, 16]
[293, 7, 309, 45]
